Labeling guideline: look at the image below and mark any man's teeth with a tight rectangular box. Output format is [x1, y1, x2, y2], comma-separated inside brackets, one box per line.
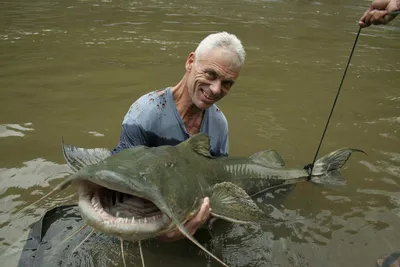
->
[202, 90, 215, 100]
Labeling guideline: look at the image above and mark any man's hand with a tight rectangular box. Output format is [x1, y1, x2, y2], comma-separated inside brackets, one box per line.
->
[359, 0, 399, 28]
[156, 197, 211, 242]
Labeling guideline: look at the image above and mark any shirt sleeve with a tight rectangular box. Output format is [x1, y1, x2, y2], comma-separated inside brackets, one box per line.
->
[112, 123, 149, 155]
[222, 135, 229, 156]
[112, 95, 155, 155]
[219, 129, 229, 157]
[218, 111, 229, 157]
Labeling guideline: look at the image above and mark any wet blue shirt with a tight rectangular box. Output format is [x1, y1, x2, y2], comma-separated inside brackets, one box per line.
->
[112, 87, 229, 157]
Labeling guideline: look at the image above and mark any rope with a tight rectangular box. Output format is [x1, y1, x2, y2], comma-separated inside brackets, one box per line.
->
[305, 27, 362, 177]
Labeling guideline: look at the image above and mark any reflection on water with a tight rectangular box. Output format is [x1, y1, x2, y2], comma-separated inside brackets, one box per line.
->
[1, 0, 399, 266]
[0, 123, 34, 138]
[0, 157, 72, 255]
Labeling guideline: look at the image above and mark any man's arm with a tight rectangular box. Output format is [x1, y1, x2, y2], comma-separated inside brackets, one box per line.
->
[156, 198, 211, 242]
[112, 123, 148, 155]
[359, 0, 399, 27]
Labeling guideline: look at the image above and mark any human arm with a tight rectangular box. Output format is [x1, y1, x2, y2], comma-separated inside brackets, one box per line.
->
[156, 197, 211, 242]
[359, 0, 399, 28]
[112, 95, 157, 154]
[112, 123, 149, 155]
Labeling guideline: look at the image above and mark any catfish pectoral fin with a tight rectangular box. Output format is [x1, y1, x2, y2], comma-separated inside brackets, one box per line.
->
[210, 182, 265, 224]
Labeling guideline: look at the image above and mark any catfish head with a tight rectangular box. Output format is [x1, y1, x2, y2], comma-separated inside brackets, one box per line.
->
[31, 134, 267, 267]
[57, 140, 212, 242]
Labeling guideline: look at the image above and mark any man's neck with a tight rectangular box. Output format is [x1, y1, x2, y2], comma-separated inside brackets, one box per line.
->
[171, 76, 204, 135]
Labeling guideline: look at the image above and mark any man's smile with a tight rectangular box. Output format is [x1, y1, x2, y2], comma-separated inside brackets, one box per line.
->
[200, 88, 216, 101]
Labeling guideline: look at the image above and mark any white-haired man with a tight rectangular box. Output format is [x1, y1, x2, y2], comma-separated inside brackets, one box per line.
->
[112, 31, 246, 241]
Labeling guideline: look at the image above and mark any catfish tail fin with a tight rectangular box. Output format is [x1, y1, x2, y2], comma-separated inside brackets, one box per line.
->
[308, 148, 366, 185]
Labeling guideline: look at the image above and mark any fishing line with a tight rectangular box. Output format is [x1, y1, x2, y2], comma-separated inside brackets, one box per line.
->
[306, 11, 399, 171]
[305, 26, 362, 176]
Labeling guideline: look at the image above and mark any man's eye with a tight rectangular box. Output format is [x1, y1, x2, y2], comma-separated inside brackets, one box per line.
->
[206, 71, 216, 79]
[222, 81, 233, 88]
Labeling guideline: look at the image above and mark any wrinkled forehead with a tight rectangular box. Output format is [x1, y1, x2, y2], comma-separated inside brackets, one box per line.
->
[195, 47, 242, 73]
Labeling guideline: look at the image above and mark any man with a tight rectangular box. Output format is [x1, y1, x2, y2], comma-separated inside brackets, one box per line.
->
[112, 31, 245, 241]
[359, 0, 399, 27]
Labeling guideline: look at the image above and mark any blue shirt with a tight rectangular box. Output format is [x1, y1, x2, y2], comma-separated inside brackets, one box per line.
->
[112, 87, 229, 157]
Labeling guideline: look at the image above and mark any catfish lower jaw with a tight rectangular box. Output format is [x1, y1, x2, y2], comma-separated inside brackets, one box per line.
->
[75, 181, 172, 240]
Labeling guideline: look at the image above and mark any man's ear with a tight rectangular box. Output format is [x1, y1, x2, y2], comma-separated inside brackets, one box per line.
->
[185, 52, 195, 72]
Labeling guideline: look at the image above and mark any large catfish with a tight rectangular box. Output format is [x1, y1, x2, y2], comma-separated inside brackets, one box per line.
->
[38, 133, 364, 267]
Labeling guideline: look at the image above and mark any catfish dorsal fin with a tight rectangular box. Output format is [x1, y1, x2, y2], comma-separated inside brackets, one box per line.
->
[62, 137, 112, 172]
[182, 133, 214, 158]
[249, 149, 285, 168]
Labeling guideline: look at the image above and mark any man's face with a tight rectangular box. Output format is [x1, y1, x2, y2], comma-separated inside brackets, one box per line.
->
[186, 48, 240, 110]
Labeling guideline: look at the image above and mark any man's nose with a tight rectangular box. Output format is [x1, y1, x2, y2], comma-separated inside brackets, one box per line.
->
[209, 80, 222, 96]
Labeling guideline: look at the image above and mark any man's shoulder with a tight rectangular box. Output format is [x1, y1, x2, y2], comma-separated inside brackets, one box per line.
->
[207, 104, 228, 127]
[131, 88, 170, 112]
[123, 88, 171, 124]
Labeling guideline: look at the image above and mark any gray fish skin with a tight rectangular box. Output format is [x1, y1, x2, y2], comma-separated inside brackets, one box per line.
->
[59, 133, 363, 239]
[55, 133, 364, 266]
[213, 158, 309, 196]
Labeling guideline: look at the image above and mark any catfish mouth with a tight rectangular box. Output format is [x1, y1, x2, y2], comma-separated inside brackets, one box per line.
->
[75, 180, 171, 239]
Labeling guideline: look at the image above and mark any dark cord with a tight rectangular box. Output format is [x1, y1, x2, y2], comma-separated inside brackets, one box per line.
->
[307, 27, 362, 177]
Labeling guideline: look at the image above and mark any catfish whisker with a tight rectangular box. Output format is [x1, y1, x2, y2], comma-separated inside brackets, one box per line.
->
[139, 240, 146, 267]
[139, 240, 145, 267]
[12, 172, 74, 217]
[23, 177, 74, 212]
[289, 221, 303, 239]
[120, 238, 127, 267]
[72, 228, 95, 253]
[60, 224, 88, 245]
